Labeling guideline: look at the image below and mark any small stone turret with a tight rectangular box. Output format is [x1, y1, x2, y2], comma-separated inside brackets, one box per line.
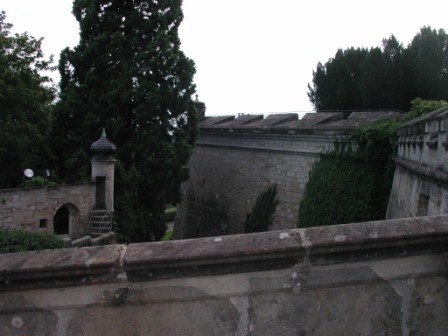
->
[194, 94, 206, 120]
[90, 129, 116, 211]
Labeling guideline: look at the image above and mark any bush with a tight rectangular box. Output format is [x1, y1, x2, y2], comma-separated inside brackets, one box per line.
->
[0, 229, 65, 253]
[244, 184, 279, 233]
[20, 176, 57, 188]
[404, 98, 448, 122]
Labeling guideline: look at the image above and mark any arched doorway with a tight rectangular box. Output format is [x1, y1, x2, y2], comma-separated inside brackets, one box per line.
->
[53, 205, 70, 235]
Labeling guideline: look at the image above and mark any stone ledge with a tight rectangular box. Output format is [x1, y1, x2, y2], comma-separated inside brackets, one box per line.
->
[0, 244, 126, 291]
[301, 215, 448, 264]
[0, 215, 447, 291]
[124, 215, 448, 281]
[124, 230, 304, 281]
[394, 157, 448, 185]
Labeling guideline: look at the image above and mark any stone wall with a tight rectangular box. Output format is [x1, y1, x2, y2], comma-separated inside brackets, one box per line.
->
[175, 111, 403, 239]
[387, 107, 448, 219]
[1, 215, 447, 336]
[0, 182, 95, 239]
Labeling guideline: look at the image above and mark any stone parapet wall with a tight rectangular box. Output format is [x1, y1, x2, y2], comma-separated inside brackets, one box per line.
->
[0, 215, 447, 335]
[397, 107, 448, 169]
[0, 182, 95, 238]
[175, 111, 403, 239]
[388, 107, 448, 219]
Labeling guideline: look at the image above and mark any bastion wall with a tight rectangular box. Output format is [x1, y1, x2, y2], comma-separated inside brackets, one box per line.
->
[1, 215, 447, 336]
[175, 111, 403, 239]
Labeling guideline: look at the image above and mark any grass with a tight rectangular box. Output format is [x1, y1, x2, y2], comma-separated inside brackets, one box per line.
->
[162, 229, 173, 241]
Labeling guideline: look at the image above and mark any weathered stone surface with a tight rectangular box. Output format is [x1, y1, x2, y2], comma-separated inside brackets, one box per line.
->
[91, 231, 116, 246]
[0, 183, 95, 239]
[0, 296, 58, 336]
[71, 235, 92, 247]
[0, 245, 126, 290]
[248, 271, 402, 336]
[124, 230, 303, 280]
[68, 286, 239, 335]
[409, 276, 448, 336]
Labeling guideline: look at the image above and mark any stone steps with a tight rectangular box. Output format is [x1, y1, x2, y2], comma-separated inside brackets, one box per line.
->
[89, 210, 112, 236]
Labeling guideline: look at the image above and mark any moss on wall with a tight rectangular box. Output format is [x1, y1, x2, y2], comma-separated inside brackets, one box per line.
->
[298, 119, 399, 228]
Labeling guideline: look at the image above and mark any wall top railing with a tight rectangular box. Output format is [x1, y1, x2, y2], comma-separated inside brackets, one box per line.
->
[1, 214, 447, 292]
[398, 106, 448, 137]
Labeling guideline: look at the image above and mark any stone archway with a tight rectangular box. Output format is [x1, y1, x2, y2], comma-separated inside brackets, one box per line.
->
[53, 203, 79, 236]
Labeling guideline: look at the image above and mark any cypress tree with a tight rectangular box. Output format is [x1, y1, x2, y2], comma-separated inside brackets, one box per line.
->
[51, 0, 197, 242]
[244, 184, 279, 233]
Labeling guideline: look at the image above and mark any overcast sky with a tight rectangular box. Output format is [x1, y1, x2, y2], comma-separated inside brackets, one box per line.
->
[2, 0, 448, 116]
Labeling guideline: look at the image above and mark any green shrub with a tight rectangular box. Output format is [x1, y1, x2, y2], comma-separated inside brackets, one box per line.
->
[244, 184, 279, 233]
[404, 98, 448, 122]
[20, 176, 57, 188]
[0, 229, 65, 253]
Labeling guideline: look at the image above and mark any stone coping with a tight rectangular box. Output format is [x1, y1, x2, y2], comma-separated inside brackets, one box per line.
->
[199, 111, 404, 134]
[0, 215, 447, 291]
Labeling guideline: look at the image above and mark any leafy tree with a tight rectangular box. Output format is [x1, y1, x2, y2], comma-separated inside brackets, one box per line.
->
[0, 12, 55, 189]
[244, 184, 279, 233]
[51, 0, 197, 242]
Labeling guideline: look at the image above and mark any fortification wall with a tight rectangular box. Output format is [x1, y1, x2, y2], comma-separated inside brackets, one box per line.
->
[175, 111, 403, 239]
[0, 183, 95, 239]
[1, 215, 447, 335]
[387, 107, 448, 219]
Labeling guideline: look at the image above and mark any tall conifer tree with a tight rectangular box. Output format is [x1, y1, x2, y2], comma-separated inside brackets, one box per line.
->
[51, 0, 197, 242]
[307, 27, 448, 112]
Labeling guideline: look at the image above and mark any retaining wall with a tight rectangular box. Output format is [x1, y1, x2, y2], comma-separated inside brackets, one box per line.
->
[0, 183, 95, 239]
[0, 215, 447, 335]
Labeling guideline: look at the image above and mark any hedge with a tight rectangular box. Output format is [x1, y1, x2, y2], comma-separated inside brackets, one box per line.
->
[0, 229, 65, 253]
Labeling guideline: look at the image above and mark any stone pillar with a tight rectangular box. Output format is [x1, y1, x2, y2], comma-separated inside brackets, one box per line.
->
[90, 129, 116, 211]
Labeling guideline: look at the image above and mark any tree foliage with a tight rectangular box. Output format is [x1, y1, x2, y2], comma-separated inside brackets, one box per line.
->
[0, 12, 55, 189]
[308, 48, 368, 111]
[308, 27, 448, 112]
[244, 184, 279, 233]
[50, 1, 197, 242]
